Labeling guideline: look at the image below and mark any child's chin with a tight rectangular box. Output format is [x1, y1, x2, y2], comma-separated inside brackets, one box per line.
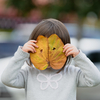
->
[46, 66, 62, 70]
[47, 66, 51, 68]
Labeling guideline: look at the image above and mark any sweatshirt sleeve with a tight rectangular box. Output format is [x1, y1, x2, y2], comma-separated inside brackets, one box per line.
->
[1, 46, 30, 88]
[73, 50, 100, 87]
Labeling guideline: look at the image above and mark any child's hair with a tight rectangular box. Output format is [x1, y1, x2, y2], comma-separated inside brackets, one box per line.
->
[28, 18, 71, 72]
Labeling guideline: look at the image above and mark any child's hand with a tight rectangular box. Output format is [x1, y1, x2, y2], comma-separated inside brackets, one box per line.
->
[63, 44, 79, 58]
[22, 40, 38, 53]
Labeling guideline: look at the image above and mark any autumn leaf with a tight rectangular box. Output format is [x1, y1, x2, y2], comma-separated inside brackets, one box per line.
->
[30, 34, 66, 70]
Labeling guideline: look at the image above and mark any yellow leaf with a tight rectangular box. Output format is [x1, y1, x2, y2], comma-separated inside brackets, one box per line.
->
[30, 34, 66, 70]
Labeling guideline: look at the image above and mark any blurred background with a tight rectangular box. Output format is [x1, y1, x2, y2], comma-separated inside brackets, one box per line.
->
[0, 0, 100, 100]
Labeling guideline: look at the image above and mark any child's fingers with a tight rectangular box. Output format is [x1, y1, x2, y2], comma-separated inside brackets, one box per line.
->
[28, 40, 38, 48]
[28, 42, 38, 48]
[65, 51, 73, 57]
[63, 46, 69, 52]
[29, 40, 37, 43]
[22, 40, 38, 53]
[63, 45, 73, 52]
[27, 45, 36, 53]
[63, 43, 79, 57]
[33, 43, 38, 48]
[27, 48, 34, 53]
[65, 48, 73, 56]
[63, 43, 71, 49]
[63, 44, 75, 57]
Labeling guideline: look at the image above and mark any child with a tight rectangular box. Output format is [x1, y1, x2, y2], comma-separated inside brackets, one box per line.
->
[1, 18, 100, 100]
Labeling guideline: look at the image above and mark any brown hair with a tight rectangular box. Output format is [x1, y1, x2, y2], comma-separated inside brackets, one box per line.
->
[28, 18, 71, 72]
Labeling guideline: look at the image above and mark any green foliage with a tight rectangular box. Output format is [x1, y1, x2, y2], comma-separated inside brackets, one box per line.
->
[6, 0, 36, 16]
[76, 0, 100, 17]
[41, 4, 61, 19]
[60, 0, 76, 12]
[6, 0, 100, 18]
[59, 0, 100, 18]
